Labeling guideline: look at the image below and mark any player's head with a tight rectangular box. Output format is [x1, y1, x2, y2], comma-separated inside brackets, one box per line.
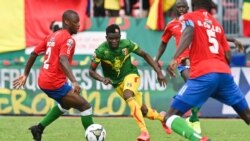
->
[191, 0, 214, 12]
[175, 0, 189, 17]
[62, 10, 80, 35]
[106, 24, 121, 49]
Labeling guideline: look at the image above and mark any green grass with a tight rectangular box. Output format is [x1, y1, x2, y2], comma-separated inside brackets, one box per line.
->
[0, 116, 249, 141]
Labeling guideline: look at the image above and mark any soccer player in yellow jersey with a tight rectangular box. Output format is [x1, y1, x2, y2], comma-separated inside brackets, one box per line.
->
[89, 24, 170, 141]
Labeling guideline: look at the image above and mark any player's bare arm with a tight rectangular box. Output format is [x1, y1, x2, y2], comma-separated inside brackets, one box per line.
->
[89, 61, 112, 85]
[168, 26, 194, 77]
[224, 50, 232, 65]
[136, 49, 167, 87]
[226, 37, 244, 52]
[13, 52, 38, 89]
[155, 41, 167, 68]
[222, 35, 232, 65]
[60, 55, 81, 94]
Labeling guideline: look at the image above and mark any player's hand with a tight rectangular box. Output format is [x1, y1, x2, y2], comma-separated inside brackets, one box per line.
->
[72, 82, 81, 95]
[101, 77, 112, 85]
[167, 59, 177, 78]
[234, 40, 244, 52]
[13, 75, 27, 89]
[157, 71, 167, 87]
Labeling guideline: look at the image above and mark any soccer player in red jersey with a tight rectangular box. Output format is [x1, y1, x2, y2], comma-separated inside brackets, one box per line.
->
[155, 0, 199, 133]
[13, 10, 94, 141]
[156, 0, 245, 135]
[161, 0, 250, 140]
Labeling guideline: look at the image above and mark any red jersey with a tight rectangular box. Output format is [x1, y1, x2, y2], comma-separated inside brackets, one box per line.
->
[161, 18, 189, 64]
[34, 29, 75, 90]
[180, 9, 231, 78]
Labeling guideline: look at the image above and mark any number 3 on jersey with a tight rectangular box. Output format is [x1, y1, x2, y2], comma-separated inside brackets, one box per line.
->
[43, 47, 52, 69]
[207, 29, 219, 54]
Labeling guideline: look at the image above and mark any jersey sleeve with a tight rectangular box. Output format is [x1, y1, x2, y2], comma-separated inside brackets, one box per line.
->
[127, 40, 140, 54]
[60, 38, 75, 58]
[34, 37, 47, 55]
[179, 14, 195, 31]
[161, 25, 172, 43]
[92, 48, 102, 64]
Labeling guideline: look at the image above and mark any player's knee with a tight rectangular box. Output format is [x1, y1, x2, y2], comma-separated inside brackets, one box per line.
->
[58, 104, 69, 113]
[166, 115, 180, 128]
[140, 106, 148, 116]
[80, 106, 93, 116]
[123, 89, 134, 100]
[78, 98, 91, 110]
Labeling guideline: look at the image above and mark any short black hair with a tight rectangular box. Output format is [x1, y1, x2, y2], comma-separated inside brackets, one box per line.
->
[106, 24, 120, 35]
[62, 10, 78, 21]
[191, 0, 214, 11]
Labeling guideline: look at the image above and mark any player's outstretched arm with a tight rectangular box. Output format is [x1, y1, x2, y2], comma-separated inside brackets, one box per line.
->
[136, 49, 167, 87]
[89, 61, 111, 85]
[13, 52, 38, 89]
[60, 55, 81, 94]
[167, 26, 194, 77]
[226, 37, 244, 52]
[155, 41, 167, 68]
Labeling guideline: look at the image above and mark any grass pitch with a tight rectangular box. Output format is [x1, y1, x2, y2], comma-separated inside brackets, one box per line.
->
[0, 116, 249, 141]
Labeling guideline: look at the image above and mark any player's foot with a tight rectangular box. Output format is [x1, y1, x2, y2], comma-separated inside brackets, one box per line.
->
[186, 117, 201, 134]
[192, 121, 201, 134]
[199, 136, 211, 141]
[29, 125, 43, 141]
[137, 131, 150, 141]
[160, 111, 172, 134]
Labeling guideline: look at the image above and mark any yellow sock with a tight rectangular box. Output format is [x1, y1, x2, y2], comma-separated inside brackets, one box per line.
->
[146, 108, 164, 121]
[126, 97, 148, 133]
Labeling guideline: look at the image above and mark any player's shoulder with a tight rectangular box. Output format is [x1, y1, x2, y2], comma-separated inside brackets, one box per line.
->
[168, 18, 179, 25]
[95, 42, 108, 53]
[53, 29, 74, 42]
[56, 29, 71, 37]
[165, 18, 180, 29]
[120, 39, 131, 45]
[119, 39, 135, 47]
[179, 12, 196, 21]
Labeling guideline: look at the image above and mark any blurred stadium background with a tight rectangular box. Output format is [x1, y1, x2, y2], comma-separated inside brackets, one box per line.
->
[0, 0, 250, 119]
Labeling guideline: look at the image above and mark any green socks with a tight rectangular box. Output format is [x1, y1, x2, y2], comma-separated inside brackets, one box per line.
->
[189, 107, 200, 122]
[81, 115, 94, 130]
[39, 105, 94, 130]
[40, 104, 64, 127]
[167, 115, 202, 141]
[80, 107, 94, 130]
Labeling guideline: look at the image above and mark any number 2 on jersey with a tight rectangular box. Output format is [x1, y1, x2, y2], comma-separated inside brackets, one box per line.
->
[207, 29, 219, 54]
[43, 47, 52, 69]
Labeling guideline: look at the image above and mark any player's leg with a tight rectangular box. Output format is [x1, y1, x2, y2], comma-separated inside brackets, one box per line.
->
[29, 83, 72, 141]
[215, 73, 250, 125]
[164, 74, 218, 140]
[29, 103, 68, 141]
[124, 89, 149, 141]
[60, 90, 94, 130]
[116, 74, 149, 141]
[165, 106, 209, 141]
[131, 75, 171, 134]
[141, 104, 163, 121]
[232, 100, 250, 124]
[179, 60, 201, 134]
